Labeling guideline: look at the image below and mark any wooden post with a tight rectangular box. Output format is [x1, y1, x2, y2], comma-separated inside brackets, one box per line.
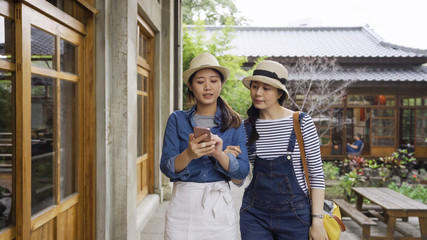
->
[15, 3, 32, 240]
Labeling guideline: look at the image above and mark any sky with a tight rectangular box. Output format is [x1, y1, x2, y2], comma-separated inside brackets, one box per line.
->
[234, 0, 427, 50]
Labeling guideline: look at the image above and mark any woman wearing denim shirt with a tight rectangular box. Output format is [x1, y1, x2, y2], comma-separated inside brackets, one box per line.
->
[160, 53, 250, 240]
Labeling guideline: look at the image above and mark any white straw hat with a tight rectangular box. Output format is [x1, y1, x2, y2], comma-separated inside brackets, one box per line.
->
[242, 60, 290, 99]
[183, 53, 230, 83]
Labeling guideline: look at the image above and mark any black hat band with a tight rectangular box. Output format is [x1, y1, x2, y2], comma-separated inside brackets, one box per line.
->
[253, 70, 287, 85]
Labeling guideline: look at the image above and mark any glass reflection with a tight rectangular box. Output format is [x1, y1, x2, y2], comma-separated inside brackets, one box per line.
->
[31, 27, 56, 70]
[0, 16, 14, 62]
[143, 95, 148, 154]
[60, 81, 76, 200]
[137, 73, 142, 91]
[31, 75, 55, 215]
[60, 39, 77, 74]
[137, 96, 142, 157]
[0, 71, 13, 228]
[45, 0, 74, 16]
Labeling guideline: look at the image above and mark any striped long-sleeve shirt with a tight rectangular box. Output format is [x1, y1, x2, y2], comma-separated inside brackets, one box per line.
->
[249, 114, 325, 194]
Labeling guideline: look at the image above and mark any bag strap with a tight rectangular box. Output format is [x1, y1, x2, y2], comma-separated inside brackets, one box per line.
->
[293, 112, 346, 232]
[293, 111, 311, 198]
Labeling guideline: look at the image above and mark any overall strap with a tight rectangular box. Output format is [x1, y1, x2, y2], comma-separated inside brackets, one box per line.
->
[243, 120, 256, 156]
[292, 111, 311, 198]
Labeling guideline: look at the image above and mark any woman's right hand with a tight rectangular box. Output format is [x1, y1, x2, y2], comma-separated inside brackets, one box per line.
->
[186, 133, 216, 160]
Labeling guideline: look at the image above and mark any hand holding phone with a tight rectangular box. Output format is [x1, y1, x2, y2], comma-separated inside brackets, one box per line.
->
[193, 127, 211, 142]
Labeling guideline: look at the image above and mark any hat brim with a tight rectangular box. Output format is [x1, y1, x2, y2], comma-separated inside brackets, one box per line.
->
[183, 65, 230, 83]
[242, 75, 290, 100]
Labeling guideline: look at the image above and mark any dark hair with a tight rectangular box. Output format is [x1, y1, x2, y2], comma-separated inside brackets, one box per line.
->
[246, 81, 287, 144]
[187, 68, 241, 132]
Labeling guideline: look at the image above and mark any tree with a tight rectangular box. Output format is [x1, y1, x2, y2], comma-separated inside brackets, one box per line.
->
[182, 0, 247, 25]
[182, 21, 253, 117]
[286, 57, 358, 138]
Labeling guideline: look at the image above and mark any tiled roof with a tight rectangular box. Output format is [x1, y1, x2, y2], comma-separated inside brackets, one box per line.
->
[290, 66, 427, 82]
[199, 26, 427, 58]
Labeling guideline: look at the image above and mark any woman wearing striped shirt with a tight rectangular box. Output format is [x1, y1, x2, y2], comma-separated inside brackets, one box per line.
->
[229, 60, 327, 240]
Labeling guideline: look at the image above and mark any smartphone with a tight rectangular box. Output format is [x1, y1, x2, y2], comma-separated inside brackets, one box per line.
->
[193, 127, 211, 142]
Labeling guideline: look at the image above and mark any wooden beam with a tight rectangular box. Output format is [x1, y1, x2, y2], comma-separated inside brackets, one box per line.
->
[15, 3, 32, 240]
[76, 0, 98, 15]
[23, 0, 86, 35]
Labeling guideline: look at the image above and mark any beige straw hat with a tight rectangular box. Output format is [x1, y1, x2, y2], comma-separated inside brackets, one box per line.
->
[183, 53, 230, 83]
[242, 60, 290, 99]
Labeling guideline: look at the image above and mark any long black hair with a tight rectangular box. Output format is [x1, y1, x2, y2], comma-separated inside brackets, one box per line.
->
[246, 81, 287, 144]
[187, 68, 241, 132]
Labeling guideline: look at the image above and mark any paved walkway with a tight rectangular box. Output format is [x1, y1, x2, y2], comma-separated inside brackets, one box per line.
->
[141, 181, 422, 240]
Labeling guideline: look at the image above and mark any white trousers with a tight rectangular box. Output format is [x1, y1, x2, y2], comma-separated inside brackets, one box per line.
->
[164, 181, 238, 240]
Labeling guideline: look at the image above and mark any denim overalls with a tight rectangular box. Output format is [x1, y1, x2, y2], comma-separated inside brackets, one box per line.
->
[240, 116, 311, 240]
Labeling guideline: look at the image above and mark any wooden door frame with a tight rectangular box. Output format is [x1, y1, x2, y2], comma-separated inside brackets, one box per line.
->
[136, 16, 155, 203]
[8, 1, 96, 239]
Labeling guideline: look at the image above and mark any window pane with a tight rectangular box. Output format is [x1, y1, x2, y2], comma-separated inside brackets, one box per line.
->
[143, 95, 148, 154]
[60, 80, 76, 200]
[348, 95, 375, 105]
[371, 108, 395, 146]
[138, 30, 143, 57]
[31, 27, 56, 70]
[0, 16, 14, 62]
[401, 109, 414, 146]
[45, 0, 73, 15]
[402, 97, 416, 107]
[372, 119, 395, 133]
[142, 36, 148, 59]
[143, 76, 147, 93]
[31, 75, 55, 215]
[312, 114, 330, 145]
[137, 74, 142, 91]
[46, 0, 65, 10]
[137, 96, 142, 157]
[373, 109, 394, 118]
[60, 39, 78, 74]
[0, 71, 13, 229]
[372, 137, 394, 146]
[331, 109, 343, 155]
[416, 110, 427, 147]
[348, 95, 395, 106]
[346, 108, 371, 152]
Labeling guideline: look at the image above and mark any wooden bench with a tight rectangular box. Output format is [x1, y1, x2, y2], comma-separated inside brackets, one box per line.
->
[333, 199, 377, 239]
[352, 187, 427, 239]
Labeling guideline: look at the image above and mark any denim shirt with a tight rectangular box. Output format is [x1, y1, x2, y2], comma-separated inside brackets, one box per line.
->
[160, 106, 250, 182]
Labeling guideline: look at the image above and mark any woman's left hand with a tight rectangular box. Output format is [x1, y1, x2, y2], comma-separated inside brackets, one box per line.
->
[224, 145, 241, 157]
[309, 218, 328, 240]
[209, 134, 223, 158]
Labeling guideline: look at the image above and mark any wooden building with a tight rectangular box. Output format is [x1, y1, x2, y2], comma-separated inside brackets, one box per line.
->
[0, 0, 182, 239]
[203, 25, 427, 162]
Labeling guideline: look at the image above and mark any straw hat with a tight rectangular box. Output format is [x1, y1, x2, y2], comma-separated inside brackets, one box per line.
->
[183, 53, 230, 83]
[242, 60, 290, 99]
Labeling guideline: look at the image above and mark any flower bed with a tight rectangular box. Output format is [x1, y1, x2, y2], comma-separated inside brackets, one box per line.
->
[324, 149, 426, 203]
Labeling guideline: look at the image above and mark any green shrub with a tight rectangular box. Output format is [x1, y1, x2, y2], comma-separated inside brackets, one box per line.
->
[323, 161, 340, 180]
[388, 182, 427, 204]
[339, 169, 366, 202]
[325, 185, 346, 200]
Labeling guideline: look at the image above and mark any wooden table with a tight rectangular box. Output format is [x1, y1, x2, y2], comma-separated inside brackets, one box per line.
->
[352, 187, 427, 239]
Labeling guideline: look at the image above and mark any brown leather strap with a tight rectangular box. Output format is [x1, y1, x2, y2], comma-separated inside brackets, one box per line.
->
[293, 112, 311, 197]
[332, 214, 347, 232]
